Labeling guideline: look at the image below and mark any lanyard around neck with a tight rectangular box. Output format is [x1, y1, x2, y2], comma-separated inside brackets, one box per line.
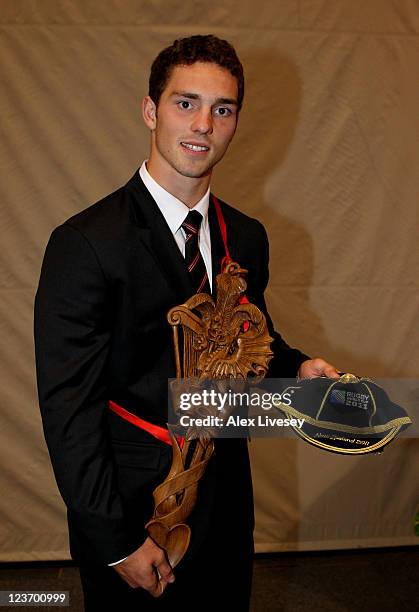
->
[212, 194, 250, 313]
[212, 194, 231, 271]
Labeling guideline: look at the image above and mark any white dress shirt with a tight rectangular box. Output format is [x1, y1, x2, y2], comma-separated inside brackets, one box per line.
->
[139, 161, 212, 290]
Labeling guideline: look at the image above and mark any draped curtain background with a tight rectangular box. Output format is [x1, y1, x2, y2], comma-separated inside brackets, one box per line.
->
[0, 0, 418, 560]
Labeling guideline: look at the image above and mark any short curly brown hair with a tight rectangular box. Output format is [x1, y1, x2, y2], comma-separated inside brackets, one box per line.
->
[149, 34, 244, 111]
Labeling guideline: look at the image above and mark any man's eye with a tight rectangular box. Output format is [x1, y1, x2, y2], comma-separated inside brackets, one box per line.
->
[178, 100, 192, 109]
[215, 107, 231, 117]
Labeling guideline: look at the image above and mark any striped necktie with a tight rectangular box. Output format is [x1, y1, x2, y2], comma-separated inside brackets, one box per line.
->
[181, 210, 211, 294]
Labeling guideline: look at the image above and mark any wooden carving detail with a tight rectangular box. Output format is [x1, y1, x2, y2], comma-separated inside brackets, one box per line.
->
[146, 261, 273, 567]
[169, 261, 274, 380]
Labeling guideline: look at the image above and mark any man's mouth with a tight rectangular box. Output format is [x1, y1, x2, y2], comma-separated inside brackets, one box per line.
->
[181, 142, 210, 152]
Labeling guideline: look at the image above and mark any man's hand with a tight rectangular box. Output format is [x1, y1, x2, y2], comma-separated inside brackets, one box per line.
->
[113, 537, 175, 597]
[298, 357, 340, 380]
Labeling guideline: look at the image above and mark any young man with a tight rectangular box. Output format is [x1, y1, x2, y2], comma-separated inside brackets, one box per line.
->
[35, 35, 338, 610]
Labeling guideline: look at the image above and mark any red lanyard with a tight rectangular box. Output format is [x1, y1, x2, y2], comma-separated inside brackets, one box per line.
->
[212, 195, 249, 308]
[212, 195, 231, 270]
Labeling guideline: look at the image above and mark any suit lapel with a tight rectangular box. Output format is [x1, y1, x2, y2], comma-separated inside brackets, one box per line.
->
[208, 197, 227, 290]
[126, 172, 236, 303]
[127, 171, 195, 303]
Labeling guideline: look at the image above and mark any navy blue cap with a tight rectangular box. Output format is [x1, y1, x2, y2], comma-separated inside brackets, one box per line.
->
[275, 374, 412, 454]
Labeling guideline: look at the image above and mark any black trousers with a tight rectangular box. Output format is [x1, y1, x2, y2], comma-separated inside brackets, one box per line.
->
[79, 524, 253, 611]
[79, 440, 255, 610]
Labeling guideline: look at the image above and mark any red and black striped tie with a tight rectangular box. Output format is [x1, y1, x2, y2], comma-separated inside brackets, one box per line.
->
[181, 210, 211, 294]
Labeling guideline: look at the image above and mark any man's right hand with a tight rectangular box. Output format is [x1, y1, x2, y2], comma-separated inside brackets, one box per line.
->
[113, 537, 175, 597]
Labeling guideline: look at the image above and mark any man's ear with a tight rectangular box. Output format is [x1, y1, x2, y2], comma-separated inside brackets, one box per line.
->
[142, 96, 157, 130]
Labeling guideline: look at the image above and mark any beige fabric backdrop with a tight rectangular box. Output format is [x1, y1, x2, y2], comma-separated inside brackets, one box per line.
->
[0, 1, 418, 560]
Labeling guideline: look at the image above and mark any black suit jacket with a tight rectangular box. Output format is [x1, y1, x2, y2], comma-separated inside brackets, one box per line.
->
[34, 170, 308, 566]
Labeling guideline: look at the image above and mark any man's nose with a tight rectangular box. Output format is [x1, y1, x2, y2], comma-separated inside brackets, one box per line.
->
[191, 108, 213, 135]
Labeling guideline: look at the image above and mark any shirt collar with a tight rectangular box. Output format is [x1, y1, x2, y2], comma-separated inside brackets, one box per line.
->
[139, 161, 210, 234]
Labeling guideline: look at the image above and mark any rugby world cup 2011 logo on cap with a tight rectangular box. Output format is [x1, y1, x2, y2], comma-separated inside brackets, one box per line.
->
[330, 389, 370, 410]
[330, 389, 346, 405]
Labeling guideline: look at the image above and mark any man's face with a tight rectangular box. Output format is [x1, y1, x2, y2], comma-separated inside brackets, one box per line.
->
[143, 62, 239, 185]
